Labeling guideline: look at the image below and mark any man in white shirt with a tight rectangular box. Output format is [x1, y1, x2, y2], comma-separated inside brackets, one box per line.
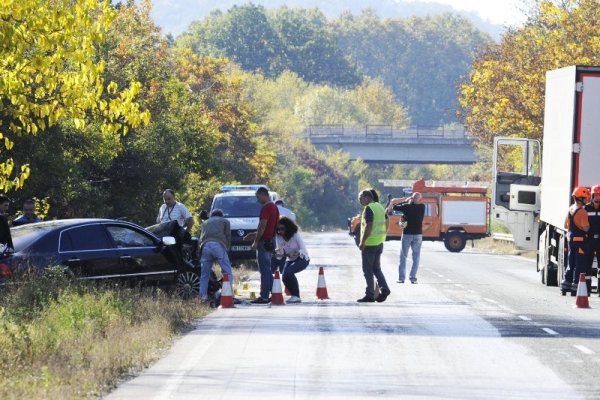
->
[156, 189, 194, 230]
[275, 199, 296, 221]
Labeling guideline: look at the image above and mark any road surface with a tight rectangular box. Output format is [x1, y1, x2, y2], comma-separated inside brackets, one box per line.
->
[105, 232, 600, 399]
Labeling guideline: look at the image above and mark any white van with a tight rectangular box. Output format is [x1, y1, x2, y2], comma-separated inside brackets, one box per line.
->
[209, 185, 278, 260]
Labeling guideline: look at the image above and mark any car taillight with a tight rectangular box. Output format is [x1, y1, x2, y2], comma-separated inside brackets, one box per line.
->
[0, 263, 12, 277]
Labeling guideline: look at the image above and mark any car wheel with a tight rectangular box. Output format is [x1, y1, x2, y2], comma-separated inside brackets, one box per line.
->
[444, 231, 466, 253]
[175, 269, 200, 300]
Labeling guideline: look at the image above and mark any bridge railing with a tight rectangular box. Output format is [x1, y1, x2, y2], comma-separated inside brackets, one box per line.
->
[307, 124, 468, 140]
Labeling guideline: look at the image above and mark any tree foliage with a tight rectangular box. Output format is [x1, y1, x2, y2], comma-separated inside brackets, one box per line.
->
[0, 0, 149, 191]
[459, 0, 600, 146]
[333, 11, 490, 126]
[177, 4, 361, 87]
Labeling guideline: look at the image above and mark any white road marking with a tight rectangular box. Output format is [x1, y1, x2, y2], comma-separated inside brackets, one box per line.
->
[542, 328, 559, 335]
[518, 315, 532, 321]
[446, 278, 453, 282]
[483, 298, 498, 304]
[455, 283, 464, 288]
[574, 345, 595, 355]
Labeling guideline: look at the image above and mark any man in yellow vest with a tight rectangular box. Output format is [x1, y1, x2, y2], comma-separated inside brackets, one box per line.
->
[357, 189, 391, 302]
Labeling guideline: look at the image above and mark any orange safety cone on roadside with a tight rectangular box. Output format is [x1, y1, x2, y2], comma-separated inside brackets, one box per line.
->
[220, 273, 235, 308]
[575, 273, 591, 309]
[316, 266, 329, 300]
[271, 271, 285, 305]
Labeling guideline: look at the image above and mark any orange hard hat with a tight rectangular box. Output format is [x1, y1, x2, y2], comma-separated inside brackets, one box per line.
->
[572, 186, 591, 198]
[592, 185, 600, 195]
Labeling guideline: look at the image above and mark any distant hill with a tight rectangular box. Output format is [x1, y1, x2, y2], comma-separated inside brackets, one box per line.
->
[148, 0, 505, 39]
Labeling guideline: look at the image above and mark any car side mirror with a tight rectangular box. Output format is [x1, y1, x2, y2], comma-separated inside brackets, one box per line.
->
[162, 236, 176, 246]
[199, 210, 209, 220]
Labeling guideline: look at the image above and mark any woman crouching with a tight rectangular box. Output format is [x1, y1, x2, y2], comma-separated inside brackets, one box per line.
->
[275, 217, 310, 303]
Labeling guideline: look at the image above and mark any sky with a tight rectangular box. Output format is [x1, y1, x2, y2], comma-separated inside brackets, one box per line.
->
[408, 0, 528, 26]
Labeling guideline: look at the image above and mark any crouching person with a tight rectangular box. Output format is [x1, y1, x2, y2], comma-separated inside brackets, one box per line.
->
[199, 209, 233, 302]
[275, 217, 309, 303]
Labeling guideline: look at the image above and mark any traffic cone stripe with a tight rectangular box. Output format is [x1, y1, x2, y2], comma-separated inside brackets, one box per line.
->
[271, 270, 285, 305]
[575, 272, 591, 309]
[220, 273, 235, 308]
[316, 266, 329, 300]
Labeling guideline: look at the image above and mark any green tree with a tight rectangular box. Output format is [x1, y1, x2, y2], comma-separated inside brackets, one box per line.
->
[333, 11, 490, 126]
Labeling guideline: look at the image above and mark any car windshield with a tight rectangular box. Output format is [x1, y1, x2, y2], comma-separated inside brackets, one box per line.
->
[212, 196, 261, 218]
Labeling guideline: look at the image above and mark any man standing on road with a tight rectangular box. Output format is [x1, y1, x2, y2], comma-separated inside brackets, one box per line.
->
[245, 187, 279, 304]
[562, 186, 590, 295]
[275, 199, 296, 221]
[584, 185, 600, 295]
[357, 189, 391, 303]
[396, 192, 425, 284]
[199, 209, 233, 302]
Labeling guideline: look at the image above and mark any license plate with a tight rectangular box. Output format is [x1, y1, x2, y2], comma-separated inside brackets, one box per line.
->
[231, 246, 252, 251]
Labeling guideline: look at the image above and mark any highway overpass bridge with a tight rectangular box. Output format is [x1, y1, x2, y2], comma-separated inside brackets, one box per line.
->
[305, 125, 478, 164]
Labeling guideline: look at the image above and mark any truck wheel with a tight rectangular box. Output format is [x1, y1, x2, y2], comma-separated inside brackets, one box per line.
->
[352, 226, 361, 246]
[444, 232, 466, 252]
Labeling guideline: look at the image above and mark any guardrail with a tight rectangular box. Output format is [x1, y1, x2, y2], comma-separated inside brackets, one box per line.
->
[492, 233, 514, 242]
[306, 124, 469, 140]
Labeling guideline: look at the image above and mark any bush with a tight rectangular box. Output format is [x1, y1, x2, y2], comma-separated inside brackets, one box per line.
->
[0, 271, 209, 399]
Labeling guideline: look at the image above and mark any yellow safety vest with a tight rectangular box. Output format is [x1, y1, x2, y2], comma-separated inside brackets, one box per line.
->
[361, 202, 387, 246]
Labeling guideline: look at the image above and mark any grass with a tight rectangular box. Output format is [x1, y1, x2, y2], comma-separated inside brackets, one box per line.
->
[469, 237, 537, 259]
[0, 268, 211, 399]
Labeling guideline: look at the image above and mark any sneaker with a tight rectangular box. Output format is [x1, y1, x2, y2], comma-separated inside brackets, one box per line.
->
[251, 297, 271, 304]
[410, 278, 418, 284]
[287, 296, 302, 303]
[397, 279, 404, 283]
[376, 288, 391, 303]
[357, 296, 375, 303]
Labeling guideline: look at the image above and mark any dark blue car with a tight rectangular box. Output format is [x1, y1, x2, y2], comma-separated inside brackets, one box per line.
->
[0, 219, 200, 298]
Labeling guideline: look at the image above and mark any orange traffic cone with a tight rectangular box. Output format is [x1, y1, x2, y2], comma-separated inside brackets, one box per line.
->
[575, 273, 591, 308]
[316, 266, 329, 300]
[220, 273, 235, 308]
[271, 271, 285, 305]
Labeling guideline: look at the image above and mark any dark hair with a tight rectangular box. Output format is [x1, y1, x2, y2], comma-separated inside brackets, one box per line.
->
[359, 189, 373, 201]
[369, 188, 379, 202]
[23, 199, 35, 206]
[275, 199, 284, 206]
[163, 189, 175, 197]
[255, 187, 269, 197]
[210, 209, 224, 217]
[277, 216, 298, 241]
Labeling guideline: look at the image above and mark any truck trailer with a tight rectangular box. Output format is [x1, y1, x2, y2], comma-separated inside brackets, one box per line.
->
[492, 65, 600, 289]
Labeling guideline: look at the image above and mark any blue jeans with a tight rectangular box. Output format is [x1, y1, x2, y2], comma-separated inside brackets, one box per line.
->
[398, 234, 422, 281]
[200, 241, 233, 299]
[282, 257, 309, 297]
[257, 240, 274, 300]
[361, 244, 389, 298]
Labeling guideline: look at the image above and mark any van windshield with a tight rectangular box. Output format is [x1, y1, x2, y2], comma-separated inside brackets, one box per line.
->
[212, 196, 261, 218]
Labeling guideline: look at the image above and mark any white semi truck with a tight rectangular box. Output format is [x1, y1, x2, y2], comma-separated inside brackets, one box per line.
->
[492, 65, 600, 288]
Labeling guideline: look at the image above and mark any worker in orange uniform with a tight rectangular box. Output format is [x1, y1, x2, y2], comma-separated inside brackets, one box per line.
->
[585, 185, 600, 295]
[561, 186, 590, 296]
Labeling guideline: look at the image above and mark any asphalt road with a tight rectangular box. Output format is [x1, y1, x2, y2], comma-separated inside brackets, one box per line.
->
[105, 231, 600, 400]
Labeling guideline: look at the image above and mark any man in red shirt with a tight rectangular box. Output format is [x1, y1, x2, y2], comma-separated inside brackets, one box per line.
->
[247, 187, 279, 304]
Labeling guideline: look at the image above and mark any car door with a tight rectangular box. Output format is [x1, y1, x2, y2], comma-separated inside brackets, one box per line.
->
[104, 224, 177, 283]
[58, 224, 118, 279]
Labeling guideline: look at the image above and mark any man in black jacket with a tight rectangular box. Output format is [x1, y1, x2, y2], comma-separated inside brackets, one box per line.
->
[396, 192, 425, 284]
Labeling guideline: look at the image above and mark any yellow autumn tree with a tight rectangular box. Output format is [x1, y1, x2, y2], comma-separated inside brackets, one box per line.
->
[0, 0, 150, 191]
[459, 0, 600, 146]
